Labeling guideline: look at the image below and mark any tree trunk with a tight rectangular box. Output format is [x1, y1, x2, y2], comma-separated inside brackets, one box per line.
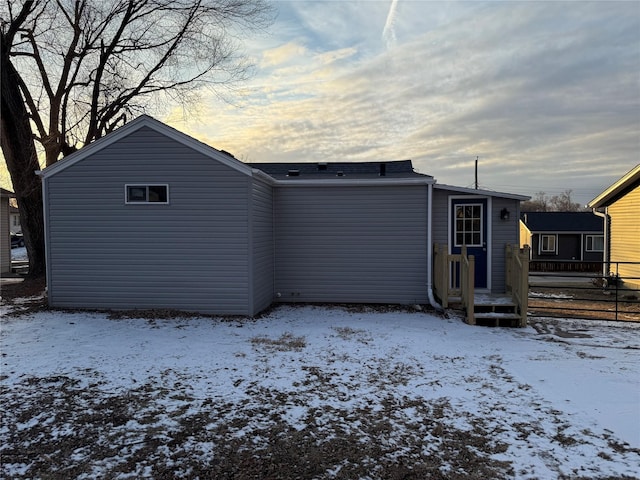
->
[1, 47, 46, 278]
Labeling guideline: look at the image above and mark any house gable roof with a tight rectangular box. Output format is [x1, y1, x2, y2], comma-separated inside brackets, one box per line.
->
[588, 164, 640, 208]
[520, 211, 604, 233]
[38, 115, 253, 179]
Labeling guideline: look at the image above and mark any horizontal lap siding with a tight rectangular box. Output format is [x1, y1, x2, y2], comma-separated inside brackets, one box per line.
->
[1, 200, 9, 274]
[609, 187, 640, 285]
[275, 185, 428, 304]
[490, 198, 520, 293]
[433, 190, 520, 293]
[431, 189, 449, 247]
[46, 126, 250, 314]
[251, 179, 274, 314]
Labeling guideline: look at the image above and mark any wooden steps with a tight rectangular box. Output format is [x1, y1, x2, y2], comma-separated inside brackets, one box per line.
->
[448, 293, 525, 327]
[11, 260, 29, 275]
[473, 294, 524, 327]
[432, 244, 530, 328]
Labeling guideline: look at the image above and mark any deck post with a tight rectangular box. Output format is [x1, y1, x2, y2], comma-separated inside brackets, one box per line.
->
[505, 243, 513, 293]
[433, 243, 449, 308]
[467, 254, 475, 325]
[459, 246, 475, 325]
[519, 246, 530, 327]
[505, 244, 530, 327]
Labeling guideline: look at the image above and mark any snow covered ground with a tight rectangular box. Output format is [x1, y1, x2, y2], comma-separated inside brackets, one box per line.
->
[1, 299, 639, 479]
[10, 246, 28, 261]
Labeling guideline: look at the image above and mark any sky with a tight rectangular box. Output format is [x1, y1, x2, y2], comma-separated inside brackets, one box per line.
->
[2, 1, 638, 207]
[166, 0, 640, 206]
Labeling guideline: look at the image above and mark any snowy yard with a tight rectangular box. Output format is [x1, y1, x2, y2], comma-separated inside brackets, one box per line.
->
[10, 246, 28, 262]
[1, 295, 639, 479]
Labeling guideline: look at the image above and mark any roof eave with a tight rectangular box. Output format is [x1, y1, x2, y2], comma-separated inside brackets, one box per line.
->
[588, 164, 640, 208]
[38, 115, 253, 179]
[435, 183, 530, 201]
[270, 177, 436, 187]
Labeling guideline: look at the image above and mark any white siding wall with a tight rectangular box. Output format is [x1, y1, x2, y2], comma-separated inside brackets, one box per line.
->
[274, 185, 428, 305]
[45, 126, 252, 314]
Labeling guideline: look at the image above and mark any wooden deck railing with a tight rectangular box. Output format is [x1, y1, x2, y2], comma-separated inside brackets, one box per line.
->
[434, 243, 530, 326]
[505, 244, 530, 327]
[460, 247, 475, 325]
[433, 244, 474, 324]
[433, 243, 450, 308]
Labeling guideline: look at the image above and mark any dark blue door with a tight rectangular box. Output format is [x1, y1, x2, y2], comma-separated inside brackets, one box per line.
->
[451, 199, 488, 289]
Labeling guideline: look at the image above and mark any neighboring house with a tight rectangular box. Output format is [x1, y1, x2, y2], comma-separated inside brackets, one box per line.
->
[1, 188, 14, 275]
[519, 212, 604, 272]
[38, 115, 527, 316]
[9, 206, 21, 234]
[588, 164, 640, 288]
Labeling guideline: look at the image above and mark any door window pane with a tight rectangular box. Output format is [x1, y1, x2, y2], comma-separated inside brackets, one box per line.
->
[454, 204, 483, 246]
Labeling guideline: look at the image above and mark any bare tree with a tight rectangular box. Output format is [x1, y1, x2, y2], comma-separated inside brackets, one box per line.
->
[548, 190, 584, 212]
[521, 189, 585, 212]
[521, 191, 549, 212]
[1, 0, 274, 276]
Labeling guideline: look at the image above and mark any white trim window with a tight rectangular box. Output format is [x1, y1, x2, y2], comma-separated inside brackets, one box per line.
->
[540, 234, 557, 254]
[125, 184, 169, 204]
[586, 234, 604, 252]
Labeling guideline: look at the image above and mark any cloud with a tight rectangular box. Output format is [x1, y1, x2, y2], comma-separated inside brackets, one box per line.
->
[382, 0, 399, 49]
[315, 46, 359, 66]
[260, 41, 309, 68]
[167, 0, 639, 206]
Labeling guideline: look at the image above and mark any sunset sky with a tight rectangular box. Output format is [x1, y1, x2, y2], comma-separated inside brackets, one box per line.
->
[168, 0, 639, 206]
[3, 1, 639, 206]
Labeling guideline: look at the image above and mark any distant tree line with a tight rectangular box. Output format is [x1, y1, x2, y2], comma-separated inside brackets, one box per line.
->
[521, 190, 587, 212]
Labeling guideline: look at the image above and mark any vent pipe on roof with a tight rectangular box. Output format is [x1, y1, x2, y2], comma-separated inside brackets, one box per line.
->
[379, 163, 386, 176]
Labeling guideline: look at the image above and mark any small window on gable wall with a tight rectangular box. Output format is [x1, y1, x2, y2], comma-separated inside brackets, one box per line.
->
[125, 185, 169, 204]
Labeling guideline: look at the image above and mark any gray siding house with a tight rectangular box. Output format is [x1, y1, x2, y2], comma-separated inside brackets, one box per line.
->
[273, 184, 428, 305]
[1, 188, 13, 274]
[39, 115, 527, 315]
[519, 211, 604, 272]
